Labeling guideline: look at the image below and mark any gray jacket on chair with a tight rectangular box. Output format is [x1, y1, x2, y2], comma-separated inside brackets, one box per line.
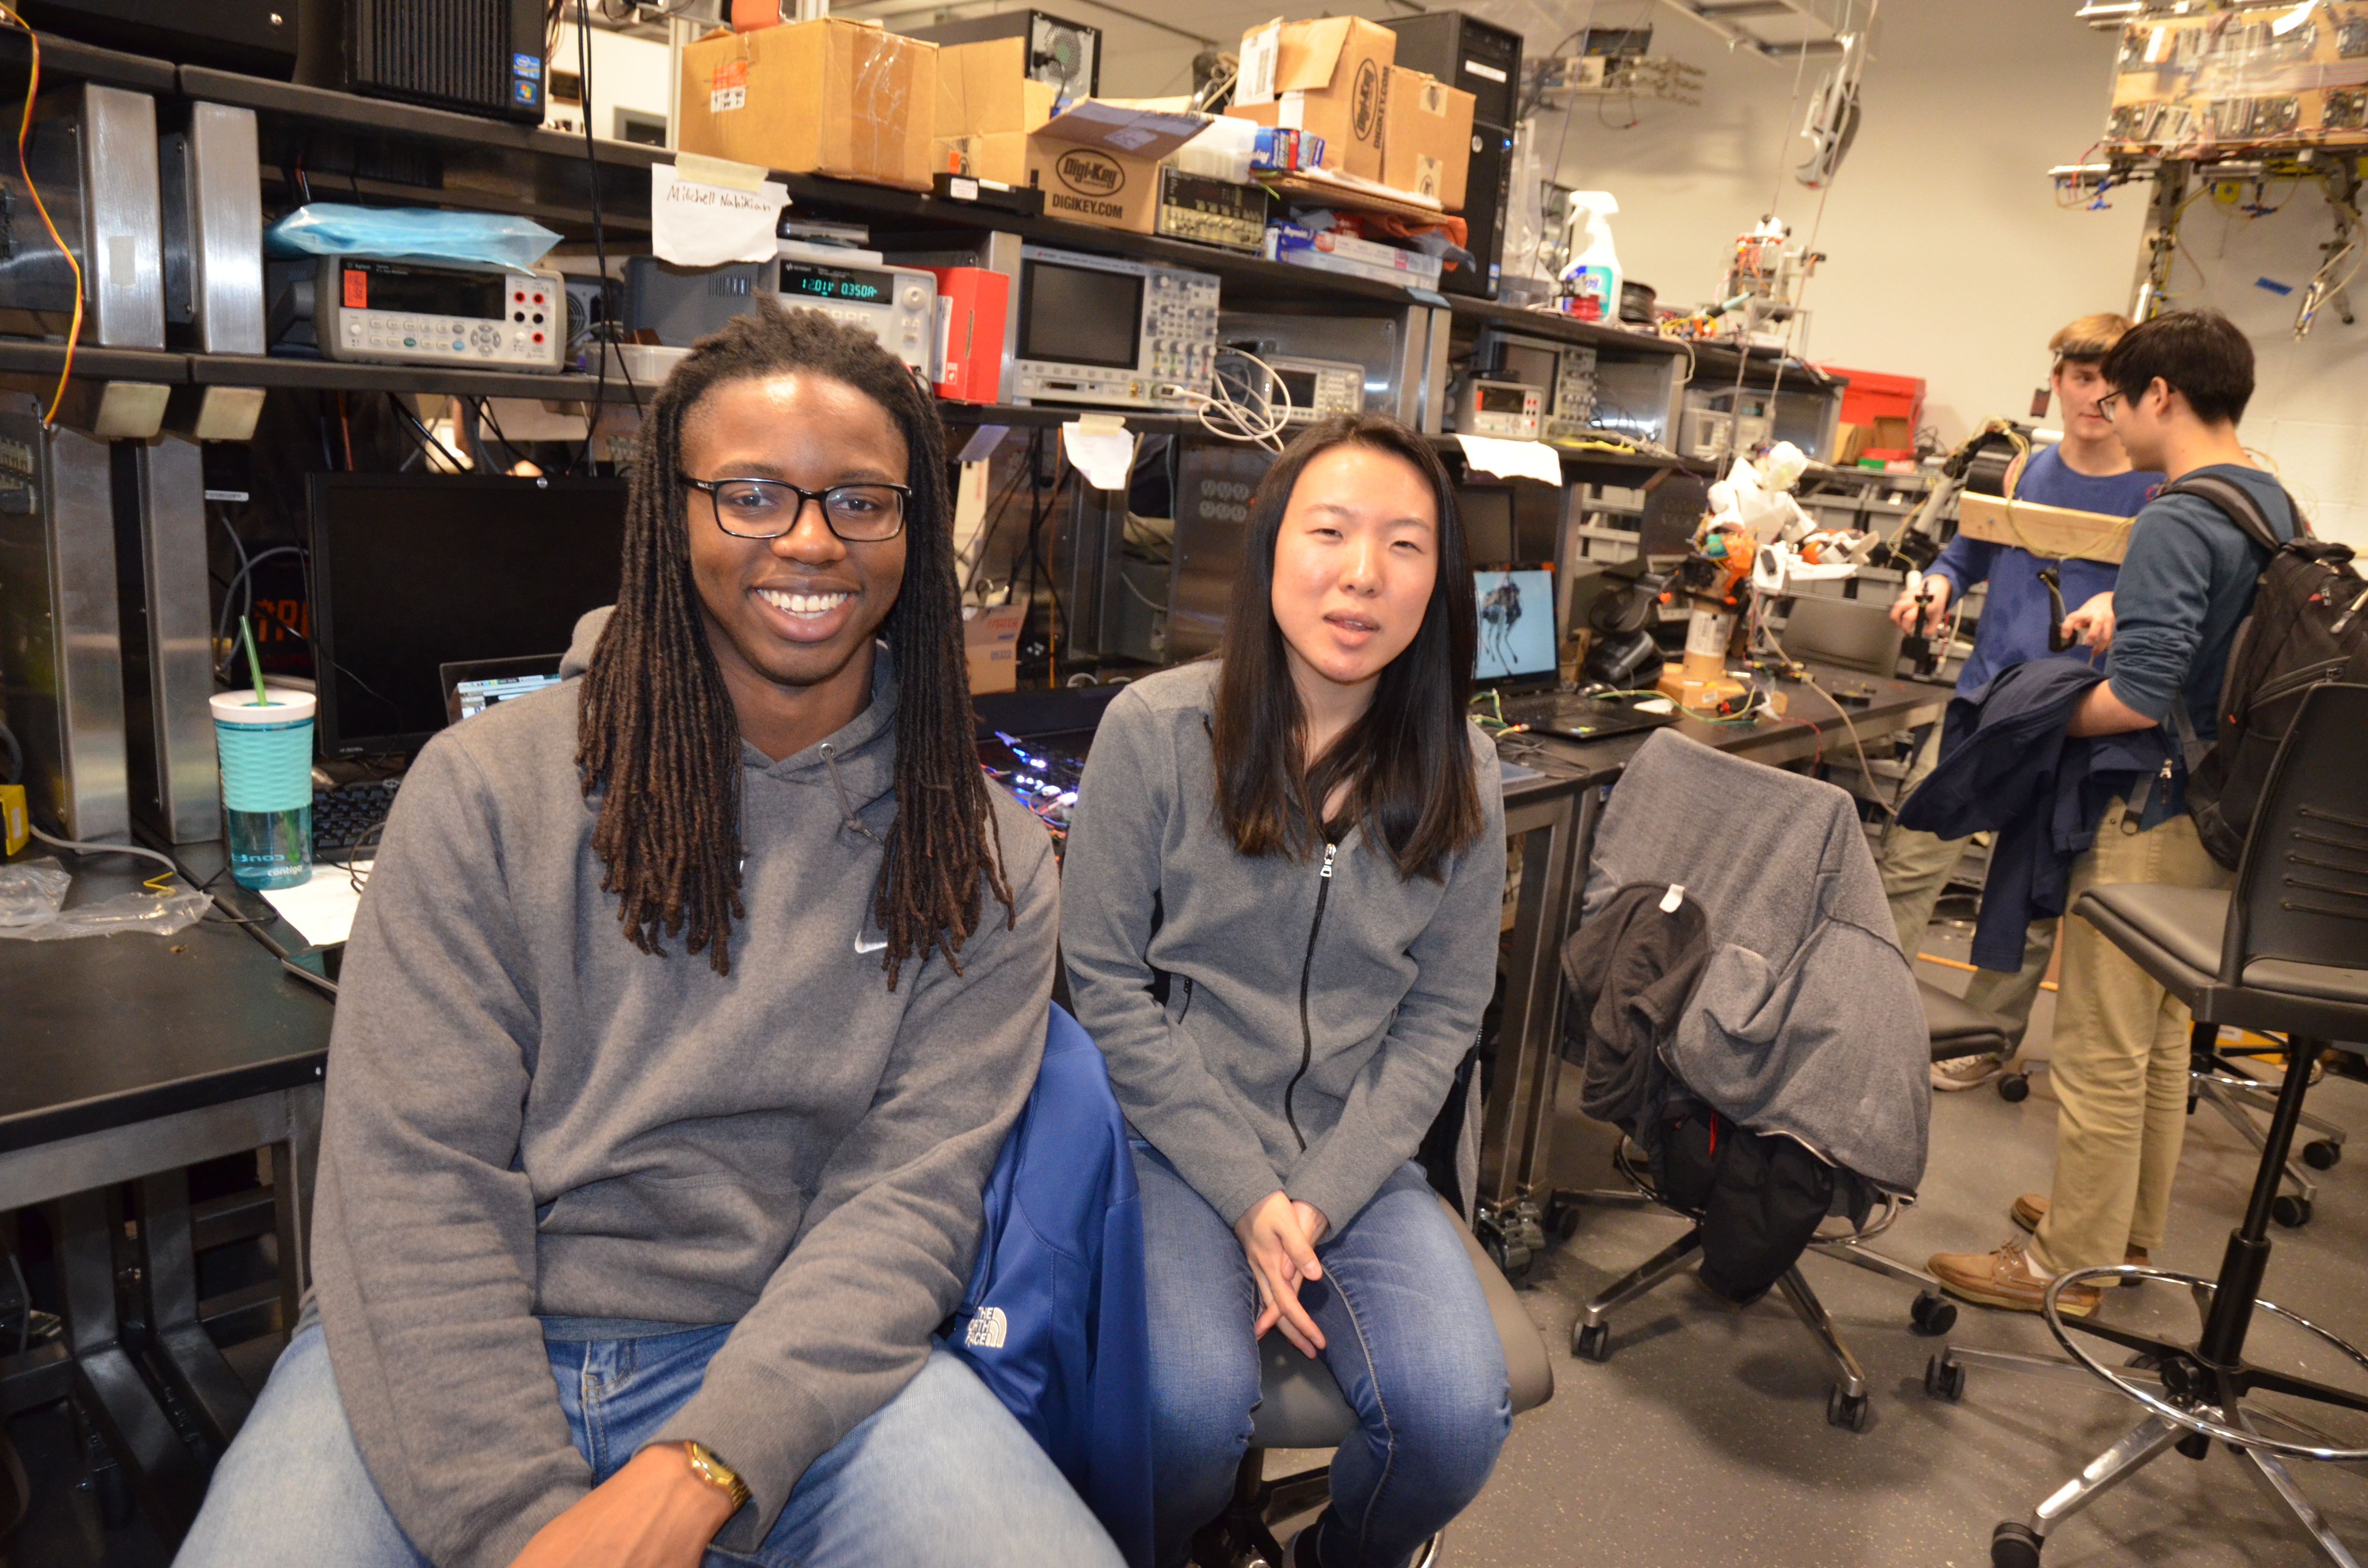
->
[1059, 661, 1505, 1231]
[1585, 729, 1930, 1194]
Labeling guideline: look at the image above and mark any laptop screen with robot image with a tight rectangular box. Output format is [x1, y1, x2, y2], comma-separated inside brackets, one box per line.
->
[1474, 566, 1559, 685]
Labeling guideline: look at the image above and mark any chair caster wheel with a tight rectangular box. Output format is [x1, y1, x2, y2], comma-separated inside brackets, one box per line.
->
[2304, 1139, 2341, 1170]
[1924, 1353, 1966, 1402]
[1486, 1234, 1534, 1282]
[1544, 1198, 1581, 1241]
[1827, 1387, 1871, 1432]
[1575, 1322, 1612, 1362]
[1910, 1291, 1957, 1336]
[1997, 1073, 2032, 1103]
[1992, 1521, 2043, 1568]
[2272, 1194, 2313, 1228]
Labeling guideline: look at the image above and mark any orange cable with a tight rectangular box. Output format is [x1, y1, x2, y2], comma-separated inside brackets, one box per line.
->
[0, 4, 81, 425]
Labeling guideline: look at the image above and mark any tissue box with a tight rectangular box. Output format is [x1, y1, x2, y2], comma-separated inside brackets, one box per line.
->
[1263, 222, 1442, 289]
[1250, 125, 1326, 172]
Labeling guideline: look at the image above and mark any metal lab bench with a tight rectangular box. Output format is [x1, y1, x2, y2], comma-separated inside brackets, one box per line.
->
[0, 844, 330, 1540]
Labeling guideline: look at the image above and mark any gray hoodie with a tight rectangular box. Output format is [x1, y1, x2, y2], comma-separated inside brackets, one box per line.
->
[309, 611, 1059, 1568]
[1059, 661, 1504, 1230]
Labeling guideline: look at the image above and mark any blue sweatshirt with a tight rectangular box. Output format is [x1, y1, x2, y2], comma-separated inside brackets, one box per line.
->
[1925, 444, 2160, 696]
[2104, 462, 2295, 745]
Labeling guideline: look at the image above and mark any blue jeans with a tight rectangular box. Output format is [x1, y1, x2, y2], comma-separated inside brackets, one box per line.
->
[1134, 1147, 1509, 1568]
[174, 1320, 1122, 1568]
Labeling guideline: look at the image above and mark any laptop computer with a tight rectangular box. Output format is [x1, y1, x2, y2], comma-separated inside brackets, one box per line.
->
[1472, 565, 1677, 743]
[440, 653, 568, 727]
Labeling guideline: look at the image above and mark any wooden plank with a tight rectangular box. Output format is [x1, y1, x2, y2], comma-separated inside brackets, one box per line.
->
[1956, 491, 2135, 564]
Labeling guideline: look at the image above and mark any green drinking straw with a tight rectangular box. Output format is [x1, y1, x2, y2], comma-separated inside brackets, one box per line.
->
[239, 614, 269, 707]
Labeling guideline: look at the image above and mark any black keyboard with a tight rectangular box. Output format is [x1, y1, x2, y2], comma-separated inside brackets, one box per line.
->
[1493, 692, 1678, 739]
[313, 777, 401, 859]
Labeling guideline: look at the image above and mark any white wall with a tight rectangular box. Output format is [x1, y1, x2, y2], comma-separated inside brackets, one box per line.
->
[2136, 182, 2368, 548]
[1491, 0, 2147, 447]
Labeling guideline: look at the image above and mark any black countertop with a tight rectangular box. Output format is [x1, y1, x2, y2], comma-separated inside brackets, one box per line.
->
[0, 845, 331, 1156]
[1502, 661, 1949, 787]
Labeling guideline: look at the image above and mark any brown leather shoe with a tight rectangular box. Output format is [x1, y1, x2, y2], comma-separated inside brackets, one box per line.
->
[1927, 1238, 2101, 1318]
[2009, 1194, 2150, 1279]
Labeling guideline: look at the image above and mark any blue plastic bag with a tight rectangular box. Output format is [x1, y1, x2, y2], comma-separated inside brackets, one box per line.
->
[264, 204, 562, 271]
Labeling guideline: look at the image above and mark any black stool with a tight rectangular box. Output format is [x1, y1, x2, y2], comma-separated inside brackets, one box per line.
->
[1924, 682, 2368, 1567]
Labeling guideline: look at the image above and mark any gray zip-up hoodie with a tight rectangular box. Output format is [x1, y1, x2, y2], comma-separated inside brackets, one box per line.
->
[309, 612, 1058, 1568]
[1059, 661, 1504, 1230]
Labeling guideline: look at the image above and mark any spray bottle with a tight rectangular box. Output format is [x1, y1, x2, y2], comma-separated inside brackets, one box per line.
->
[1560, 192, 1623, 323]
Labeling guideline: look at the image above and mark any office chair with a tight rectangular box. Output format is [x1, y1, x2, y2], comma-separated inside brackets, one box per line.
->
[1924, 682, 2368, 1568]
[1195, 1196, 1555, 1567]
[1542, 730, 1943, 1433]
[1547, 987, 1991, 1433]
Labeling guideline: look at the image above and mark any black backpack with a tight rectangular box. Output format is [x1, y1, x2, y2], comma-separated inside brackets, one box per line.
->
[2157, 473, 2368, 867]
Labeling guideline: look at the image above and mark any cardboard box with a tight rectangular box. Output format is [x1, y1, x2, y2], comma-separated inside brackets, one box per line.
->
[1379, 67, 1474, 210]
[1024, 99, 1211, 234]
[677, 19, 938, 191]
[937, 38, 1059, 139]
[1227, 16, 1394, 180]
[934, 131, 1034, 185]
[964, 602, 1026, 693]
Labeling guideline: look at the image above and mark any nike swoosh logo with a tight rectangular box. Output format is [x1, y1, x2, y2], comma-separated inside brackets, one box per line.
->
[854, 933, 888, 954]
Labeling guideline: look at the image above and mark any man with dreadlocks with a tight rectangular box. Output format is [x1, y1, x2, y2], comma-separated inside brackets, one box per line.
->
[177, 305, 1117, 1568]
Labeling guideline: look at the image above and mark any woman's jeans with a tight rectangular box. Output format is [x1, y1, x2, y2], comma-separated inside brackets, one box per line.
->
[1134, 1146, 1509, 1568]
[173, 1319, 1122, 1568]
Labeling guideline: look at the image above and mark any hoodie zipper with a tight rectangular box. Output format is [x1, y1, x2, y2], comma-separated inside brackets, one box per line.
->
[1283, 842, 1339, 1153]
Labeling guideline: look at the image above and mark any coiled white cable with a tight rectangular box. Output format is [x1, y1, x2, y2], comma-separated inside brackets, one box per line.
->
[1161, 347, 1295, 451]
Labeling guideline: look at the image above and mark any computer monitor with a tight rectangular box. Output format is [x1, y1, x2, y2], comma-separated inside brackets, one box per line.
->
[1458, 485, 1518, 566]
[1473, 565, 1557, 686]
[308, 475, 628, 757]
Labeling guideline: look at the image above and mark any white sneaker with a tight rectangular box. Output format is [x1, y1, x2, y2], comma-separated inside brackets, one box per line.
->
[1931, 1052, 2008, 1091]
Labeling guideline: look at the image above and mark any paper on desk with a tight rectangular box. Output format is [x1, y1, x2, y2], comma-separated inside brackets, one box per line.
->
[1454, 434, 1562, 487]
[652, 160, 790, 267]
[1062, 416, 1137, 490]
[259, 861, 371, 949]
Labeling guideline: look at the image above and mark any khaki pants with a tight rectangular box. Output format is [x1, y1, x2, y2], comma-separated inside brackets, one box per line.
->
[1880, 726, 2056, 1044]
[2028, 797, 2231, 1275]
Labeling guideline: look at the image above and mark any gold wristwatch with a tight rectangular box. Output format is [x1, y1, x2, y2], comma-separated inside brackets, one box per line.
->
[681, 1442, 752, 1513]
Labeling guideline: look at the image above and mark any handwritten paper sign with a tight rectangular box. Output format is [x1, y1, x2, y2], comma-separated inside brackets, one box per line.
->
[651, 159, 790, 267]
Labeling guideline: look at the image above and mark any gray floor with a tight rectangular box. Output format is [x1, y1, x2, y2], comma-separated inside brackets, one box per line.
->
[1418, 922, 2368, 1568]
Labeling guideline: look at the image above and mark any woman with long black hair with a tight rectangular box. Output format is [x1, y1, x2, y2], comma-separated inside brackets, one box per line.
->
[1062, 414, 1510, 1568]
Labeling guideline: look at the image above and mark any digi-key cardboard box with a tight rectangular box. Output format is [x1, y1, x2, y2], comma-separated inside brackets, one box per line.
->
[1225, 16, 1394, 180]
[677, 19, 938, 191]
[1380, 66, 1475, 210]
[933, 37, 1058, 182]
[1024, 99, 1212, 233]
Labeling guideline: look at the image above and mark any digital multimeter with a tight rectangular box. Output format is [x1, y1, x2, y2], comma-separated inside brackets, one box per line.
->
[268, 256, 567, 371]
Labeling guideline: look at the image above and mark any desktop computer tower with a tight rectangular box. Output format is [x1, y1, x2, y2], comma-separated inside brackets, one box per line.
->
[900, 11, 1101, 100]
[296, 0, 550, 123]
[0, 402, 129, 842]
[1385, 12, 1522, 300]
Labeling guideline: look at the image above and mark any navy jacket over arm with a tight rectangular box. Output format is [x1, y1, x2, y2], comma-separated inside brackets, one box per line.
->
[1896, 660, 2153, 971]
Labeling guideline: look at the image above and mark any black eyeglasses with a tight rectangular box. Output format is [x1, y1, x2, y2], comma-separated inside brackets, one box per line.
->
[2095, 391, 2123, 420]
[679, 475, 911, 542]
